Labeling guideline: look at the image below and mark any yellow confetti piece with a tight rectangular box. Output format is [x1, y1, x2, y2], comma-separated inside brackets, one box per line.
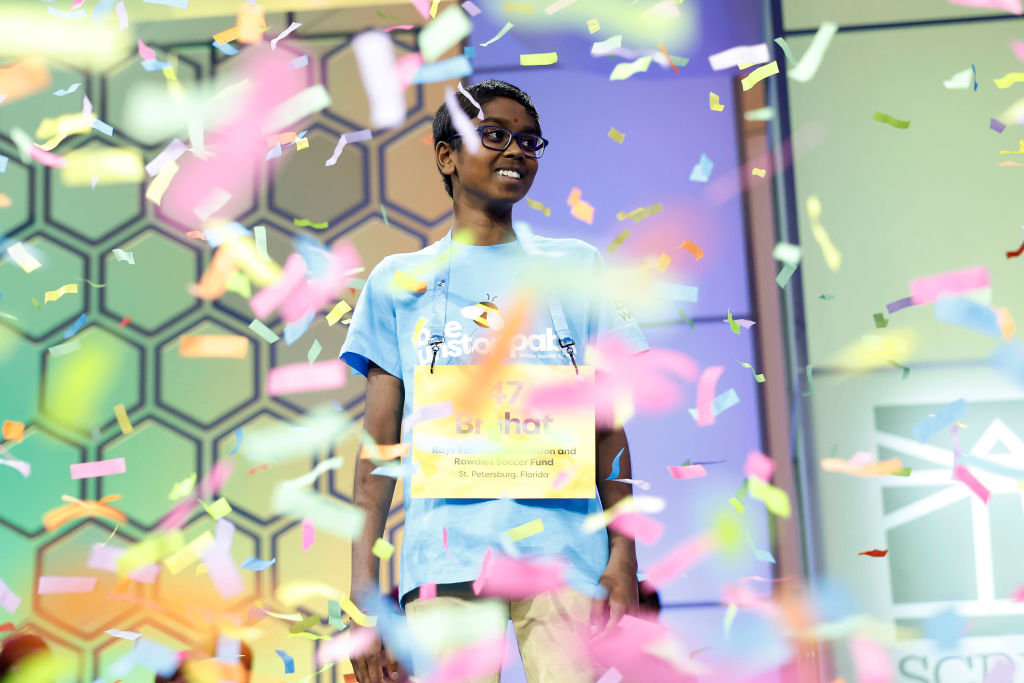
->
[411, 316, 426, 346]
[504, 2, 534, 11]
[521, 52, 558, 66]
[607, 126, 625, 143]
[145, 159, 179, 206]
[61, 147, 144, 186]
[807, 196, 841, 271]
[295, 137, 309, 151]
[607, 228, 630, 253]
[752, 167, 766, 177]
[326, 300, 352, 326]
[6, 242, 42, 273]
[164, 531, 214, 575]
[994, 72, 1024, 89]
[119, 531, 185, 577]
[114, 403, 134, 435]
[655, 253, 671, 272]
[339, 595, 377, 627]
[616, 203, 662, 223]
[610, 56, 652, 81]
[179, 335, 250, 358]
[371, 537, 395, 560]
[43, 283, 78, 303]
[709, 92, 725, 111]
[203, 497, 232, 520]
[740, 61, 779, 91]
[168, 472, 196, 501]
[506, 518, 543, 541]
[587, 18, 600, 32]
[526, 197, 551, 216]
[393, 270, 427, 293]
[429, 0, 441, 16]
[748, 477, 791, 518]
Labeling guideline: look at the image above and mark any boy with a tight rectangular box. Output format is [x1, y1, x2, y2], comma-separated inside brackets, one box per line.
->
[341, 80, 648, 683]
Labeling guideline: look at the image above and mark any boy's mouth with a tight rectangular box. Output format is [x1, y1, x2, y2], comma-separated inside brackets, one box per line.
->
[496, 168, 523, 180]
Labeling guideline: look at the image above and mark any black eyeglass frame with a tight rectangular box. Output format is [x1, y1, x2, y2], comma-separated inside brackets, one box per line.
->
[446, 125, 551, 158]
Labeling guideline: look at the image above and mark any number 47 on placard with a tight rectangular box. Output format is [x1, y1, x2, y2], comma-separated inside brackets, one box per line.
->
[490, 380, 523, 405]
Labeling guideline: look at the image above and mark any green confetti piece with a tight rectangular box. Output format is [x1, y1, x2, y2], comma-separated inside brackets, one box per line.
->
[328, 600, 345, 630]
[381, 205, 389, 225]
[873, 312, 888, 328]
[895, 467, 912, 477]
[738, 360, 765, 382]
[773, 36, 797, 65]
[307, 338, 322, 364]
[30, 297, 40, 310]
[289, 614, 320, 634]
[775, 263, 797, 288]
[294, 218, 329, 229]
[802, 364, 814, 396]
[376, 9, 399, 18]
[678, 309, 695, 330]
[729, 496, 745, 515]
[249, 319, 280, 343]
[723, 602, 738, 637]
[254, 225, 268, 260]
[873, 111, 910, 129]
[727, 310, 740, 334]
[887, 359, 910, 379]
[819, 294, 836, 300]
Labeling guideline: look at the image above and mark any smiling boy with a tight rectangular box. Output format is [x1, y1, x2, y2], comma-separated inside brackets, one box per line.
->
[341, 80, 648, 683]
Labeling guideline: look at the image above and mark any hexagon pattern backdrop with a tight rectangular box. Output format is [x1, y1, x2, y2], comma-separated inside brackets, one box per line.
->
[0, 7, 462, 681]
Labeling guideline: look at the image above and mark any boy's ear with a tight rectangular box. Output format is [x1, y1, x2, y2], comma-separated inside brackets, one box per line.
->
[435, 140, 457, 180]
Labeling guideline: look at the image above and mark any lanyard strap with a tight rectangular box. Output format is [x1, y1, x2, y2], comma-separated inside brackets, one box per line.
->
[426, 228, 578, 374]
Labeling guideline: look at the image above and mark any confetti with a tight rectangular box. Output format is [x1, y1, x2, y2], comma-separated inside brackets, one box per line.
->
[43, 494, 127, 531]
[419, 6, 472, 62]
[607, 229, 631, 253]
[506, 518, 544, 542]
[271, 21, 302, 49]
[480, 22, 514, 47]
[544, 0, 577, 13]
[667, 464, 707, 479]
[748, 477, 790, 517]
[617, 203, 662, 222]
[70, 458, 126, 479]
[709, 92, 725, 111]
[608, 126, 626, 143]
[689, 153, 713, 182]
[887, 360, 911, 379]
[241, 557, 277, 571]
[910, 265, 989, 304]
[302, 517, 315, 550]
[591, 35, 622, 56]
[412, 55, 473, 83]
[521, 52, 558, 66]
[504, 2, 534, 11]
[6, 242, 42, 273]
[694, 366, 724, 426]
[567, 187, 595, 224]
[293, 218, 329, 229]
[179, 335, 250, 358]
[587, 18, 600, 32]
[38, 576, 98, 594]
[912, 399, 968, 443]
[606, 447, 624, 480]
[741, 61, 779, 91]
[0, 575, 21, 614]
[445, 85, 481, 153]
[644, 535, 714, 590]
[114, 403, 133, 434]
[609, 56, 651, 80]
[2, 420, 25, 442]
[708, 43, 770, 71]
[372, 537, 395, 559]
[788, 22, 837, 82]
[112, 248, 135, 264]
[873, 111, 910, 129]
[608, 513, 663, 545]
[806, 195, 841, 271]
[859, 549, 888, 557]
[738, 361, 765, 382]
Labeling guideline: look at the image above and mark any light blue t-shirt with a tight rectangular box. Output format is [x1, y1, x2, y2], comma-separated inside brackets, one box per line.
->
[339, 231, 648, 605]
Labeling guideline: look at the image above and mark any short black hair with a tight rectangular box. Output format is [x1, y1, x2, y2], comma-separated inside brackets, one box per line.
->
[432, 80, 541, 198]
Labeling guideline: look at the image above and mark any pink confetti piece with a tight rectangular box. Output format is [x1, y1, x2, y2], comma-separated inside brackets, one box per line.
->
[949, 0, 1022, 14]
[29, 145, 67, 168]
[316, 627, 377, 666]
[70, 457, 126, 479]
[137, 39, 156, 61]
[743, 450, 774, 482]
[551, 469, 573, 490]
[38, 576, 98, 594]
[667, 464, 707, 479]
[644, 534, 714, 591]
[608, 512, 664, 545]
[848, 451, 876, 468]
[425, 635, 506, 683]
[301, 517, 315, 551]
[694, 366, 724, 426]
[409, 0, 431, 18]
[596, 668, 623, 683]
[420, 582, 437, 601]
[1013, 39, 1024, 61]
[0, 575, 21, 614]
[384, 24, 416, 31]
[472, 548, 565, 599]
[71, 0, 86, 8]
[87, 545, 159, 583]
[201, 519, 244, 599]
[1013, 584, 1024, 601]
[395, 52, 425, 90]
[405, 401, 454, 430]
[954, 465, 991, 503]
[266, 360, 347, 396]
[910, 265, 990, 305]
[850, 636, 894, 683]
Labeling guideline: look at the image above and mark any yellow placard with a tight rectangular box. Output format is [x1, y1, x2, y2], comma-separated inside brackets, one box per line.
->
[411, 365, 595, 499]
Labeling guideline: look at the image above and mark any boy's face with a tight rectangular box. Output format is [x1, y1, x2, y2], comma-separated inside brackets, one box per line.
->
[441, 96, 540, 207]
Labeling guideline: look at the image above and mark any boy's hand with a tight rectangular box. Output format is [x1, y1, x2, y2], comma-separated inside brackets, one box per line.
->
[589, 563, 639, 637]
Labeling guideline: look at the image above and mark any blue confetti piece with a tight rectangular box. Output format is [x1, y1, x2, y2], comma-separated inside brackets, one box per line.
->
[64, 313, 87, 339]
[464, 46, 476, 58]
[216, 635, 240, 662]
[240, 557, 277, 571]
[141, 59, 174, 72]
[284, 310, 315, 345]
[606, 447, 624, 480]
[911, 398, 968, 443]
[972, 63, 978, 91]
[91, 119, 114, 136]
[0, 155, 8, 173]
[411, 56, 473, 84]
[212, 40, 239, 56]
[289, 55, 309, 69]
[53, 83, 82, 96]
[131, 638, 180, 677]
[228, 427, 243, 455]
[688, 389, 740, 420]
[275, 649, 295, 674]
[689, 153, 713, 182]
[265, 143, 282, 160]
[203, 221, 251, 248]
[144, 0, 189, 8]
[91, 0, 116, 19]
[934, 296, 1002, 338]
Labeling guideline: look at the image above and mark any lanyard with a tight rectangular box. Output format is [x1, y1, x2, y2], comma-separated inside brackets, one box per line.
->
[427, 226, 578, 375]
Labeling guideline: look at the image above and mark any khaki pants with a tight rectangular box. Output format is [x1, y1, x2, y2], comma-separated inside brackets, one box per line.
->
[405, 588, 595, 683]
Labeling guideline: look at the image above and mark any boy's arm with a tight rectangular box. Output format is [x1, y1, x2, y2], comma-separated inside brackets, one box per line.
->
[591, 425, 640, 636]
[351, 363, 405, 601]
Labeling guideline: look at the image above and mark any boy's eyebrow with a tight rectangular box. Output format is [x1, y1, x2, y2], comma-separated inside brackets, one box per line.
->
[481, 116, 541, 135]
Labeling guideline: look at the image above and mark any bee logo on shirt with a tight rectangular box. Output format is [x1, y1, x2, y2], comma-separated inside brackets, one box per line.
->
[461, 295, 505, 330]
[614, 299, 634, 323]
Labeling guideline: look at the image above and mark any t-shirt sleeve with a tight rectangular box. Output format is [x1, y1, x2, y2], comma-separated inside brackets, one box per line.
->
[339, 257, 403, 379]
[587, 247, 649, 355]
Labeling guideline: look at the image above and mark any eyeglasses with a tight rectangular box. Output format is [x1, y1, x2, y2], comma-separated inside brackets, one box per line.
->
[448, 126, 550, 158]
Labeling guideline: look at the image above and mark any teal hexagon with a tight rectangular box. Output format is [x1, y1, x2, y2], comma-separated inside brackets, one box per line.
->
[0, 153, 32, 236]
[41, 324, 142, 433]
[101, 228, 200, 333]
[0, 234, 87, 341]
[98, 419, 201, 529]
[47, 138, 145, 244]
[158, 319, 257, 428]
[0, 426, 84, 536]
[0, 324, 41, 425]
[103, 52, 200, 148]
[0, 62, 87, 143]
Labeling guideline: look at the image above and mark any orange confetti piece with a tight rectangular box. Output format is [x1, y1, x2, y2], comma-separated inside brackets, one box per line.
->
[0, 194, 11, 208]
[2, 420, 25, 442]
[43, 495, 127, 532]
[267, 132, 298, 147]
[248, 465, 268, 474]
[679, 240, 704, 260]
[0, 57, 51, 105]
[119, 317, 132, 326]
[179, 334, 251, 358]
[213, 26, 240, 44]
[566, 187, 594, 225]
[657, 43, 679, 74]
[393, 270, 427, 293]
[359, 443, 412, 461]
[236, 2, 267, 44]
